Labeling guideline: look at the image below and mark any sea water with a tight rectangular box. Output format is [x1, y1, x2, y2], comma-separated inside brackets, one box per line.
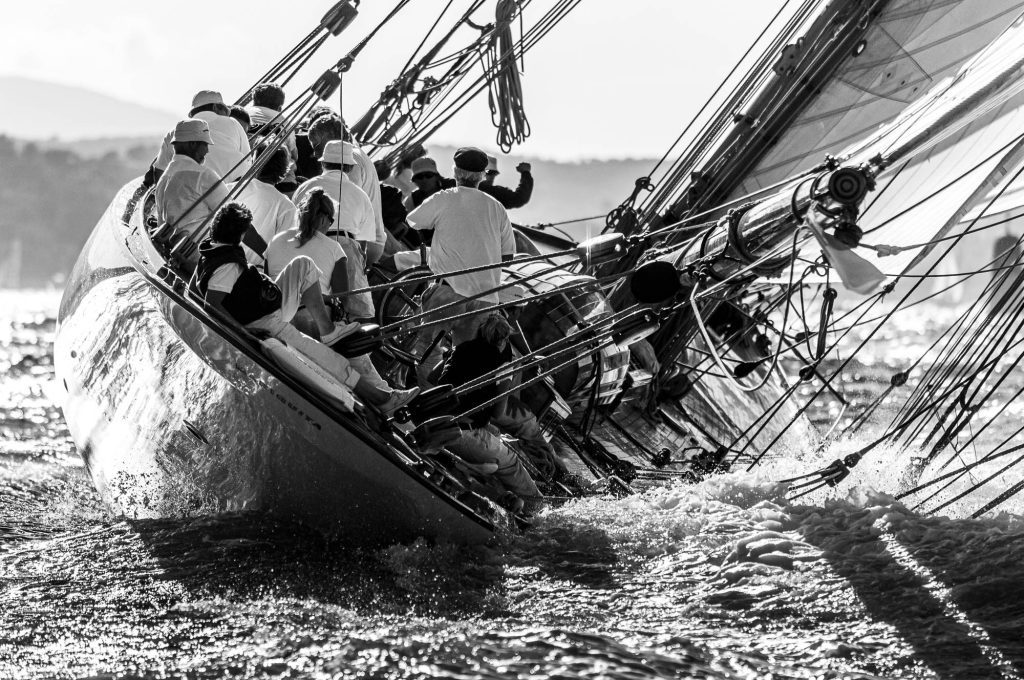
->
[2, 290, 1024, 679]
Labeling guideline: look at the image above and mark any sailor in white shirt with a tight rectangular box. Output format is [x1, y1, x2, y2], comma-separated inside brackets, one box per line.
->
[192, 202, 418, 415]
[265, 188, 347, 295]
[292, 140, 376, 320]
[230, 146, 297, 265]
[154, 119, 230, 260]
[349, 143, 388, 264]
[154, 91, 252, 183]
[306, 115, 388, 263]
[245, 83, 299, 189]
[406, 147, 516, 384]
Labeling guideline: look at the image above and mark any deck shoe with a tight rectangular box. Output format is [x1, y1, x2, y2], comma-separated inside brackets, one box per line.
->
[321, 320, 361, 345]
[380, 387, 421, 417]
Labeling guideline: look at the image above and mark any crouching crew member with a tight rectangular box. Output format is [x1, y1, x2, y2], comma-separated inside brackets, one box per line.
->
[190, 202, 418, 416]
[438, 313, 542, 512]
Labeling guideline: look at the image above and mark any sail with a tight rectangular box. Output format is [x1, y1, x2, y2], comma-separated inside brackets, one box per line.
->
[636, 0, 1024, 230]
[853, 94, 1024, 277]
[729, 0, 1024, 199]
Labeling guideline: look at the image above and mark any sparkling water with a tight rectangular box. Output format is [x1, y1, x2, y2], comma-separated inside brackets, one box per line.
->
[3, 290, 1023, 679]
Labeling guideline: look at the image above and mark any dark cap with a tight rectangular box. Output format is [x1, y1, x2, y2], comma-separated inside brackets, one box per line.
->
[453, 147, 488, 172]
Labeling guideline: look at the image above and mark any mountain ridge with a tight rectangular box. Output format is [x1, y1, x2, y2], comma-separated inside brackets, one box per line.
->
[0, 76, 178, 140]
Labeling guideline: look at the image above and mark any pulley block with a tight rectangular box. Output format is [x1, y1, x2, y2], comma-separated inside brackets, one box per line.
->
[320, 1, 359, 36]
[312, 71, 342, 101]
[827, 166, 871, 206]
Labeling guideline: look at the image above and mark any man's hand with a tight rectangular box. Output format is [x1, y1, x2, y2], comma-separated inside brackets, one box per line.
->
[516, 162, 531, 173]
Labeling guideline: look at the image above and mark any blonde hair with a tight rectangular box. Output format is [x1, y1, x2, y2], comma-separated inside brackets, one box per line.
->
[296, 188, 334, 246]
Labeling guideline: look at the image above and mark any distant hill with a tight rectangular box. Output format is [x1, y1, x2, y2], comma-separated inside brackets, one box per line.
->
[0, 133, 660, 287]
[416, 146, 657, 241]
[0, 76, 177, 140]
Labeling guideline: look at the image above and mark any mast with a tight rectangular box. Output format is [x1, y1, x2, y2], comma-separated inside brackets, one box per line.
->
[650, 0, 890, 237]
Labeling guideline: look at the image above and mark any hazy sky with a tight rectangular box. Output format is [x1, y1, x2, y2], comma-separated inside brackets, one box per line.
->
[1, 1, 787, 159]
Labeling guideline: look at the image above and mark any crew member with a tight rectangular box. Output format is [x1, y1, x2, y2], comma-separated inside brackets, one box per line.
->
[406, 157, 456, 210]
[191, 202, 418, 415]
[292, 140, 376, 322]
[228, 105, 251, 132]
[266, 187, 394, 391]
[154, 119, 229, 256]
[231, 146, 296, 265]
[490, 285, 571, 481]
[406, 147, 516, 385]
[375, 161, 419, 249]
[245, 83, 299, 193]
[305, 114, 388, 264]
[479, 155, 534, 210]
[438, 313, 542, 512]
[151, 91, 252, 184]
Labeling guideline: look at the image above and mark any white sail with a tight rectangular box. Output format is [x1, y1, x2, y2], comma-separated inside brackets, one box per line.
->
[732, 0, 1024, 198]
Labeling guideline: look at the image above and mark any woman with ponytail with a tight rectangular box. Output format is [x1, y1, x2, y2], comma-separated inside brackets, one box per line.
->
[266, 187, 348, 296]
[268, 188, 396, 391]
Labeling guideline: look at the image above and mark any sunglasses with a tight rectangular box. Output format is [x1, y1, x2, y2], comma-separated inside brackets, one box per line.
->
[486, 170, 499, 177]
[412, 172, 439, 181]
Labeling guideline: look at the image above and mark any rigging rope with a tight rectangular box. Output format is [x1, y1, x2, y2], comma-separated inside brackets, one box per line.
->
[485, 0, 530, 152]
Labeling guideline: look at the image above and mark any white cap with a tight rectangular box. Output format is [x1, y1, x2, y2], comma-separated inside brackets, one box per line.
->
[170, 119, 214, 144]
[191, 90, 224, 108]
[320, 139, 355, 165]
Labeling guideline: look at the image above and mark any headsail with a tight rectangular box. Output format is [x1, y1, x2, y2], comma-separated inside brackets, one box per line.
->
[623, 0, 1024, 239]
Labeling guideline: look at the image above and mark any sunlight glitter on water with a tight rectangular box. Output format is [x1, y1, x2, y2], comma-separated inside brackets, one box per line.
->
[3, 290, 1024, 679]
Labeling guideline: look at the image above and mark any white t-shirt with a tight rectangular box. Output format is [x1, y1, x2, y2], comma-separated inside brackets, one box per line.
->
[407, 186, 515, 302]
[292, 171, 375, 242]
[351, 145, 386, 249]
[231, 179, 298, 265]
[265, 230, 346, 293]
[155, 111, 252, 183]
[206, 251, 244, 294]
[154, 155, 229, 240]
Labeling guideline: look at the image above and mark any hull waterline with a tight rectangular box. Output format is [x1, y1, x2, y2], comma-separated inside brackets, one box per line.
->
[55, 180, 505, 545]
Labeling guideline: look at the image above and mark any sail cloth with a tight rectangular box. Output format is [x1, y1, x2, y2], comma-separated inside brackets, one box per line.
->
[730, 0, 1024, 200]
[829, 10, 1024, 278]
[851, 94, 1024, 277]
[764, 8, 1024, 285]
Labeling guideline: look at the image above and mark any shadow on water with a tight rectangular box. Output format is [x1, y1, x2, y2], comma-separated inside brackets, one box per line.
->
[891, 516, 1024, 677]
[127, 512, 513, 618]
[797, 507, 1024, 679]
[128, 505, 624, 608]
